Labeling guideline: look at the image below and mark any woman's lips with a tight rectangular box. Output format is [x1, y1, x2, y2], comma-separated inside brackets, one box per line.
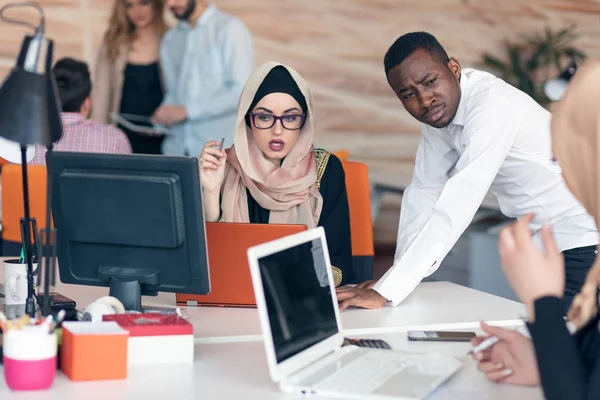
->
[269, 140, 284, 152]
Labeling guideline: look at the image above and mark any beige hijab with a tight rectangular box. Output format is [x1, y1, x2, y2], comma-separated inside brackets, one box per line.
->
[552, 60, 600, 330]
[220, 62, 323, 227]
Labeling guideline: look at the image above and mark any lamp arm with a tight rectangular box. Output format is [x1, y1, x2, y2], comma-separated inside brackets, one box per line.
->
[0, 2, 45, 34]
[41, 144, 56, 316]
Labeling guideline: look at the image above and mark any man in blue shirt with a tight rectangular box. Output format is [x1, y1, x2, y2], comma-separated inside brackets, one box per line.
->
[153, 0, 254, 156]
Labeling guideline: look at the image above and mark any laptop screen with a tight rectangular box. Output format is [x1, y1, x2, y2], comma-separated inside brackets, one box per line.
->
[257, 237, 338, 364]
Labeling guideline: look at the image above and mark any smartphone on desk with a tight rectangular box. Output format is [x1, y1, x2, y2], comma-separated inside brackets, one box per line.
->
[407, 331, 476, 342]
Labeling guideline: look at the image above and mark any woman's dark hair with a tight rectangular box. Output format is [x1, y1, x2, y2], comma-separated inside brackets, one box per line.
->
[52, 58, 92, 112]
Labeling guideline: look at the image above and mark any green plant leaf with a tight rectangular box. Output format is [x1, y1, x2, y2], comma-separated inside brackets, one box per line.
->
[482, 54, 509, 73]
[480, 25, 586, 107]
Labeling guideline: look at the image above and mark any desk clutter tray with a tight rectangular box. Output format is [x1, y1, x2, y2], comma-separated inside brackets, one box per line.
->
[1, 312, 195, 389]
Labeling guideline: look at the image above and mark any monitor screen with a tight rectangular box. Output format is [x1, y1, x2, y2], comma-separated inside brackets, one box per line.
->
[257, 237, 338, 364]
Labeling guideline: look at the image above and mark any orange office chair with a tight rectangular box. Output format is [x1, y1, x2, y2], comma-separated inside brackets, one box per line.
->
[341, 161, 374, 281]
[1, 164, 49, 253]
[332, 149, 350, 163]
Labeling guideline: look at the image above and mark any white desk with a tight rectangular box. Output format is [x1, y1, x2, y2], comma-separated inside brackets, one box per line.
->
[0, 328, 543, 399]
[172, 281, 526, 343]
[2, 272, 525, 343]
[0, 259, 541, 399]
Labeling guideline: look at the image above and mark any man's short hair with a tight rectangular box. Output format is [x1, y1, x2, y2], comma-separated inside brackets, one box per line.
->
[52, 58, 92, 112]
[384, 32, 450, 78]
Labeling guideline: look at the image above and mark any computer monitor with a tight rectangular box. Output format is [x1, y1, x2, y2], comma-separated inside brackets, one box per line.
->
[48, 151, 210, 311]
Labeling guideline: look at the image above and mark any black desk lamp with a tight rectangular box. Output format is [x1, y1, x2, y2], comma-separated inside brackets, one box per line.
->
[0, 2, 63, 317]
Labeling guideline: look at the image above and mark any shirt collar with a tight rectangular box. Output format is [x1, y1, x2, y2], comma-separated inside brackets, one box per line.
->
[178, 3, 217, 30]
[450, 72, 468, 127]
[60, 112, 85, 125]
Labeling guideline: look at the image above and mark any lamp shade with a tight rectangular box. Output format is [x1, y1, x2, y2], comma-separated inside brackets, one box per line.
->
[0, 34, 62, 146]
[0, 137, 35, 163]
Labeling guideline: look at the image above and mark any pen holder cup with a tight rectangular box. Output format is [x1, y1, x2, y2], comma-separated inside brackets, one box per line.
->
[3, 329, 57, 391]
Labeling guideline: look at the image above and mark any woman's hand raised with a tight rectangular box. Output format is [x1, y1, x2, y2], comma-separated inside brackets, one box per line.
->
[199, 140, 227, 194]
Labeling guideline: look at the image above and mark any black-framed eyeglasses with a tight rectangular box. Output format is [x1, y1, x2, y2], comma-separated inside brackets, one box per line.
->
[250, 113, 306, 130]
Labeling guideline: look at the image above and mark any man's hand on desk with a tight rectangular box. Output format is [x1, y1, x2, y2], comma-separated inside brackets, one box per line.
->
[473, 322, 540, 386]
[336, 285, 388, 311]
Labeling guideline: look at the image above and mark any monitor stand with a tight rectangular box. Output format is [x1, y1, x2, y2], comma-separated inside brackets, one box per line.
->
[99, 266, 159, 312]
[109, 278, 142, 312]
[107, 280, 181, 316]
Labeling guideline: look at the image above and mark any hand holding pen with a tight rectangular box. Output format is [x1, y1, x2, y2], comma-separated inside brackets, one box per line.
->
[199, 137, 227, 195]
[469, 318, 576, 356]
[469, 322, 540, 386]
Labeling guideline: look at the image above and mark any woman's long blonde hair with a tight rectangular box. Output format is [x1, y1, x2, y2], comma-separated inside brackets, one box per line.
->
[103, 0, 169, 63]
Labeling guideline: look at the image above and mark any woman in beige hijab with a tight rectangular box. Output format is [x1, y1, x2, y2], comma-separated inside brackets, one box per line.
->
[472, 61, 600, 398]
[199, 62, 354, 286]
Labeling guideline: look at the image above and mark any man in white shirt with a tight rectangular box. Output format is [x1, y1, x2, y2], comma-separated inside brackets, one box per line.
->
[153, 0, 254, 156]
[337, 32, 598, 312]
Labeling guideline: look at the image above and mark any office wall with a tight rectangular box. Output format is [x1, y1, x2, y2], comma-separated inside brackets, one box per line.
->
[2, 1, 599, 170]
[1, 0, 599, 242]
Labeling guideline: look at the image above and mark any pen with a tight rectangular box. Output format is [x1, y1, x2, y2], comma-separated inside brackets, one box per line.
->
[467, 336, 499, 355]
[468, 319, 578, 356]
[49, 309, 66, 334]
[213, 137, 225, 161]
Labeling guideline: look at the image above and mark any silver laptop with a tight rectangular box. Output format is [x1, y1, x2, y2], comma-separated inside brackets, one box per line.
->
[247, 227, 461, 400]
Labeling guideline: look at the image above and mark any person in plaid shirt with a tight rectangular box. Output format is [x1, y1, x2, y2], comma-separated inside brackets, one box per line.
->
[31, 58, 131, 165]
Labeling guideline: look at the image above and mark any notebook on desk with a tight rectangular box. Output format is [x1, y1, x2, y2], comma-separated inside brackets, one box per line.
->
[176, 222, 306, 308]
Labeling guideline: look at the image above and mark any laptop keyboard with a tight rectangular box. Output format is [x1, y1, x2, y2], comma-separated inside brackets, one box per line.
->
[314, 350, 414, 394]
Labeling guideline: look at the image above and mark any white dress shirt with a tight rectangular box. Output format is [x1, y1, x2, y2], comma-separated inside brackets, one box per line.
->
[160, 3, 254, 156]
[373, 68, 599, 306]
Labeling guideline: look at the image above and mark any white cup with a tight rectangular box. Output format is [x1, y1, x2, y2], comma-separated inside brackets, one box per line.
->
[3, 259, 37, 306]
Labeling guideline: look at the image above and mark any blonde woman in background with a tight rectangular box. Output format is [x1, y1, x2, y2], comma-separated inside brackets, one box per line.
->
[92, 0, 168, 154]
